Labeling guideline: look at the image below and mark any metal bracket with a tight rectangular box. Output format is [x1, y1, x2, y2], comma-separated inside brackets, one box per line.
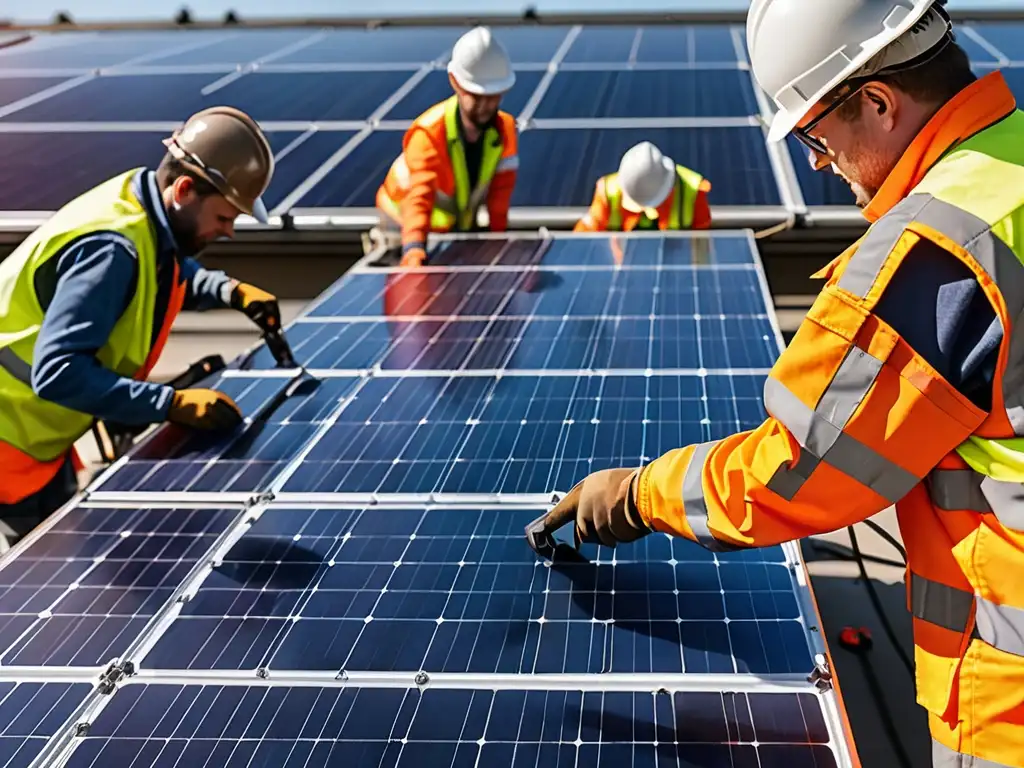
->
[807, 653, 833, 692]
[414, 671, 430, 688]
[97, 659, 136, 694]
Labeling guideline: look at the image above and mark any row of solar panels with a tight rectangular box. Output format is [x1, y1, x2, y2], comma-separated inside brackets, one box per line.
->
[2, 22, 1024, 223]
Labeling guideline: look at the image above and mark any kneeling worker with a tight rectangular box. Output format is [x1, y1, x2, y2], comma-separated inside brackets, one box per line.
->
[376, 26, 520, 267]
[575, 141, 711, 232]
[0, 106, 283, 541]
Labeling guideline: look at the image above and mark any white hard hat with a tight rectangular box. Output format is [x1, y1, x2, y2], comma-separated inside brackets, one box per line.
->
[747, 0, 952, 143]
[447, 26, 516, 96]
[618, 142, 676, 213]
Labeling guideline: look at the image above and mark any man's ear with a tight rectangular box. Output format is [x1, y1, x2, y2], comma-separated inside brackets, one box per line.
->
[171, 175, 196, 208]
[863, 82, 898, 129]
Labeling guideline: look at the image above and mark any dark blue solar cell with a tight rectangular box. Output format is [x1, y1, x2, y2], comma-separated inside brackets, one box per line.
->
[0, 129, 348, 211]
[563, 26, 638, 63]
[3, 71, 411, 122]
[273, 27, 464, 65]
[964, 23, 1024, 62]
[786, 136, 856, 206]
[995, 67, 1024, 108]
[294, 129, 402, 208]
[237, 321, 400, 370]
[0, 77, 70, 108]
[535, 69, 758, 118]
[515, 127, 780, 207]
[92, 376, 359, 494]
[384, 69, 543, 120]
[76, 684, 836, 766]
[488, 26, 574, 64]
[0, 682, 92, 768]
[636, 25, 740, 63]
[0, 506, 237, 666]
[143, 504, 811, 675]
[516, 235, 756, 267]
[0, 32, 207, 68]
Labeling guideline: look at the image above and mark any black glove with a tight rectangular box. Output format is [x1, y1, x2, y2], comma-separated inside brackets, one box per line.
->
[231, 282, 281, 334]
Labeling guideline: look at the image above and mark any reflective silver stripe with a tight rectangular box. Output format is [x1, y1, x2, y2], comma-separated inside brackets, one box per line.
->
[837, 192, 932, 298]
[763, 348, 918, 502]
[932, 740, 1017, 768]
[0, 347, 32, 385]
[928, 469, 991, 513]
[976, 595, 1024, 657]
[497, 154, 519, 172]
[908, 572, 973, 634]
[682, 439, 741, 551]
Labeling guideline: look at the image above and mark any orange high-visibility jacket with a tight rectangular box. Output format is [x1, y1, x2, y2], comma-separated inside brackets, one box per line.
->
[634, 72, 1024, 767]
[574, 169, 712, 233]
[377, 96, 518, 254]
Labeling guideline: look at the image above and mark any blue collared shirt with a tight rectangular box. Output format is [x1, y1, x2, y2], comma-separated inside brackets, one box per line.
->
[30, 168, 233, 426]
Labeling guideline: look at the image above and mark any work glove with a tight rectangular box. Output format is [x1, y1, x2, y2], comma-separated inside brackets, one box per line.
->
[400, 247, 427, 268]
[545, 468, 652, 549]
[167, 388, 244, 431]
[231, 282, 281, 334]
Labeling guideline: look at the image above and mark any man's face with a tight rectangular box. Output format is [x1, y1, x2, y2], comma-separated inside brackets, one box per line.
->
[797, 85, 902, 208]
[450, 75, 503, 129]
[167, 176, 239, 254]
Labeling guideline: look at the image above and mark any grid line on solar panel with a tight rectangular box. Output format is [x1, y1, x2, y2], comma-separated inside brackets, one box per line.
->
[56, 682, 843, 768]
[87, 375, 362, 495]
[137, 504, 814, 678]
[0, 504, 245, 668]
[0, 681, 93, 768]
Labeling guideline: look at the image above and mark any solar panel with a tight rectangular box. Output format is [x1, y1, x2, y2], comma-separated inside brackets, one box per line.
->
[0, 504, 244, 667]
[2, 70, 416, 123]
[66, 683, 841, 768]
[0, 682, 92, 768]
[0, 129, 351, 212]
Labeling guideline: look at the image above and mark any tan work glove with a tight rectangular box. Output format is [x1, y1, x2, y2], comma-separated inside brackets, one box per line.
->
[167, 389, 244, 431]
[545, 468, 651, 548]
[400, 247, 427, 268]
[230, 282, 281, 333]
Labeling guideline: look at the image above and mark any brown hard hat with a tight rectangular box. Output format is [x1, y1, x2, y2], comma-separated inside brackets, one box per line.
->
[162, 106, 275, 223]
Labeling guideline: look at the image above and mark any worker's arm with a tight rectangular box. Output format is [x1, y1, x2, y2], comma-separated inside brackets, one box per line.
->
[573, 178, 610, 233]
[179, 257, 233, 311]
[399, 128, 442, 256]
[31, 236, 175, 425]
[636, 237, 1000, 549]
[691, 179, 712, 230]
[486, 132, 519, 233]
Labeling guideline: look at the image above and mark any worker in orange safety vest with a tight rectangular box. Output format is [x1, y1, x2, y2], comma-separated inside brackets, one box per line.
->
[574, 141, 711, 233]
[542, 2, 1024, 765]
[375, 26, 520, 268]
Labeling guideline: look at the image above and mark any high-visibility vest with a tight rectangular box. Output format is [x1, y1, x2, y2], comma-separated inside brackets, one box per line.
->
[602, 165, 705, 231]
[379, 95, 517, 232]
[0, 168, 181, 502]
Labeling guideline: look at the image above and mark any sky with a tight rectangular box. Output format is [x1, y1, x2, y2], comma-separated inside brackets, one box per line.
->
[7, 0, 1024, 24]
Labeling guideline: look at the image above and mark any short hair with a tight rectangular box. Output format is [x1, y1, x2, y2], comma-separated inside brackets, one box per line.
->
[833, 39, 976, 122]
[155, 154, 220, 197]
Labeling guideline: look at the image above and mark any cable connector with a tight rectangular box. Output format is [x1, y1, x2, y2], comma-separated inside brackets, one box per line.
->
[97, 660, 135, 694]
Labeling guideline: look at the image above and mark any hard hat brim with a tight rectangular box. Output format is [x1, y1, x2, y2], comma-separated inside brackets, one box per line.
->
[448, 64, 516, 96]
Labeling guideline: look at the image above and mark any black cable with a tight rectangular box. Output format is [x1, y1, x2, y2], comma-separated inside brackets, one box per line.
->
[810, 540, 906, 569]
[847, 525, 914, 675]
[861, 519, 907, 563]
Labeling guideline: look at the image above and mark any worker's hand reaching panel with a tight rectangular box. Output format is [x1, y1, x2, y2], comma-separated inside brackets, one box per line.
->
[167, 388, 244, 431]
[231, 282, 281, 333]
[546, 468, 652, 548]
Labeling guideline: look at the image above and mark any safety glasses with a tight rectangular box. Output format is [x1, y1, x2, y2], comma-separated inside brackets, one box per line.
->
[791, 80, 866, 157]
